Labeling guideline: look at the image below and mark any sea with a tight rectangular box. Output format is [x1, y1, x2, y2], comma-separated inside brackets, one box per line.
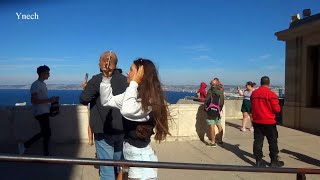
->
[0, 89, 195, 106]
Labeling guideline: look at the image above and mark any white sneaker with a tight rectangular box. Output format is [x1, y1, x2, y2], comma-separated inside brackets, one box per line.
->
[18, 143, 26, 155]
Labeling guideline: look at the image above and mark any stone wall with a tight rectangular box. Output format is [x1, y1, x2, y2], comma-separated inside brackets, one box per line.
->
[167, 104, 225, 141]
[2, 105, 89, 144]
[224, 99, 243, 119]
[0, 100, 243, 144]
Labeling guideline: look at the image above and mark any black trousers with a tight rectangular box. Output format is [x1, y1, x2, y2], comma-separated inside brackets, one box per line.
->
[253, 123, 279, 160]
[25, 113, 51, 155]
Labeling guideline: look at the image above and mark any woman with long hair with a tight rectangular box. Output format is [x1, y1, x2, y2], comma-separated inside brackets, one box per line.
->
[237, 81, 256, 132]
[100, 58, 170, 180]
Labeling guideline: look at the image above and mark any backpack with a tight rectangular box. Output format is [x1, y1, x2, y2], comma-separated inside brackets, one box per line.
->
[204, 94, 221, 119]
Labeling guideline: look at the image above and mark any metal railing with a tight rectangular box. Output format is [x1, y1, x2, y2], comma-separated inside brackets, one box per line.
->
[0, 154, 319, 180]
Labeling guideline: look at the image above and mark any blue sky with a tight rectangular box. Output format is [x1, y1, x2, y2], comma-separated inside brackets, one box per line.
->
[1, 0, 319, 86]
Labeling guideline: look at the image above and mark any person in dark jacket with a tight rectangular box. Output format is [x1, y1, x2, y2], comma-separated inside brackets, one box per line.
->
[205, 78, 224, 147]
[251, 76, 284, 168]
[80, 50, 128, 180]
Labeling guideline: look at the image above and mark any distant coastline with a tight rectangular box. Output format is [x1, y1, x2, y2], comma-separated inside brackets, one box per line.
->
[0, 84, 284, 92]
[0, 84, 285, 106]
[0, 84, 200, 92]
[0, 84, 83, 90]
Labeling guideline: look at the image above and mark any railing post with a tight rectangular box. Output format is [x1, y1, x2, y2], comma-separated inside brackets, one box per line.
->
[297, 173, 306, 180]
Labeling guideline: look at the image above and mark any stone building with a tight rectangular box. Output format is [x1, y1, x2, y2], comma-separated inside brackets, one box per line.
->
[275, 9, 320, 133]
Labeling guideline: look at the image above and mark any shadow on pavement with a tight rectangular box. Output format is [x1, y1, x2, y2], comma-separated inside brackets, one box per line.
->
[219, 142, 258, 166]
[225, 121, 242, 131]
[0, 161, 75, 180]
[0, 143, 83, 180]
[280, 149, 320, 167]
[0, 104, 88, 180]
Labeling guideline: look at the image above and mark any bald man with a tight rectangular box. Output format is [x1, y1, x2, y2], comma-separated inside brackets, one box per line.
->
[80, 50, 128, 180]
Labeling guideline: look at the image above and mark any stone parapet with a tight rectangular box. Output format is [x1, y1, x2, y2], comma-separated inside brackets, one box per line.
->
[0, 99, 244, 144]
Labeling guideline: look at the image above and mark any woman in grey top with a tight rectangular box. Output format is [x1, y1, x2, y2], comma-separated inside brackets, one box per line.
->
[237, 81, 256, 132]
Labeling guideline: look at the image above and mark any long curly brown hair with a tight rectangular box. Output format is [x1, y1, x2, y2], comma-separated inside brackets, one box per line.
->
[133, 58, 170, 142]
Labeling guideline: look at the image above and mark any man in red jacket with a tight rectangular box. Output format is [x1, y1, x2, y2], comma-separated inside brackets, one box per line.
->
[251, 76, 284, 167]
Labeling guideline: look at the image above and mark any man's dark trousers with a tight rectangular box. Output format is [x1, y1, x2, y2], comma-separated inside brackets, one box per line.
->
[24, 113, 51, 155]
[253, 123, 279, 160]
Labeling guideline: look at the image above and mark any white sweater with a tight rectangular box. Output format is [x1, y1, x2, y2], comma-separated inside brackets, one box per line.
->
[100, 77, 151, 122]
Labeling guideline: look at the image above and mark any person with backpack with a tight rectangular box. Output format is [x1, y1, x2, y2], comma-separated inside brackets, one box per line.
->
[205, 78, 224, 147]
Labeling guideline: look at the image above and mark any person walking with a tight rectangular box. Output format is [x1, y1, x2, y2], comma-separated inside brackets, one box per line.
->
[237, 81, 256, 132]
[18, 65, 59, 156]
[251, 76, 284, 167]
[80, 50, 128, 180]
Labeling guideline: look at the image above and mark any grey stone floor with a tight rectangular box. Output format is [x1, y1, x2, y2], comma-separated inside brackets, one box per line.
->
[0, 119, 319, 180]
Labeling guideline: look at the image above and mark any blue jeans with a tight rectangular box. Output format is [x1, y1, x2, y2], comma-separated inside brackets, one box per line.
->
[95, 133, 124, 180]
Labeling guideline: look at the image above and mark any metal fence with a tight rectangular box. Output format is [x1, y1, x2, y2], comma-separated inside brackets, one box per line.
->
[0, 154, 320, 180]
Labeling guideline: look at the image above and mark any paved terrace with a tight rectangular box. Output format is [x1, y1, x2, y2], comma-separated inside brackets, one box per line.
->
[0, 119, 319, 180]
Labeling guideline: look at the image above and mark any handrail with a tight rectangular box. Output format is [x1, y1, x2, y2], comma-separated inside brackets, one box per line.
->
[0, 154, 319, 175]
